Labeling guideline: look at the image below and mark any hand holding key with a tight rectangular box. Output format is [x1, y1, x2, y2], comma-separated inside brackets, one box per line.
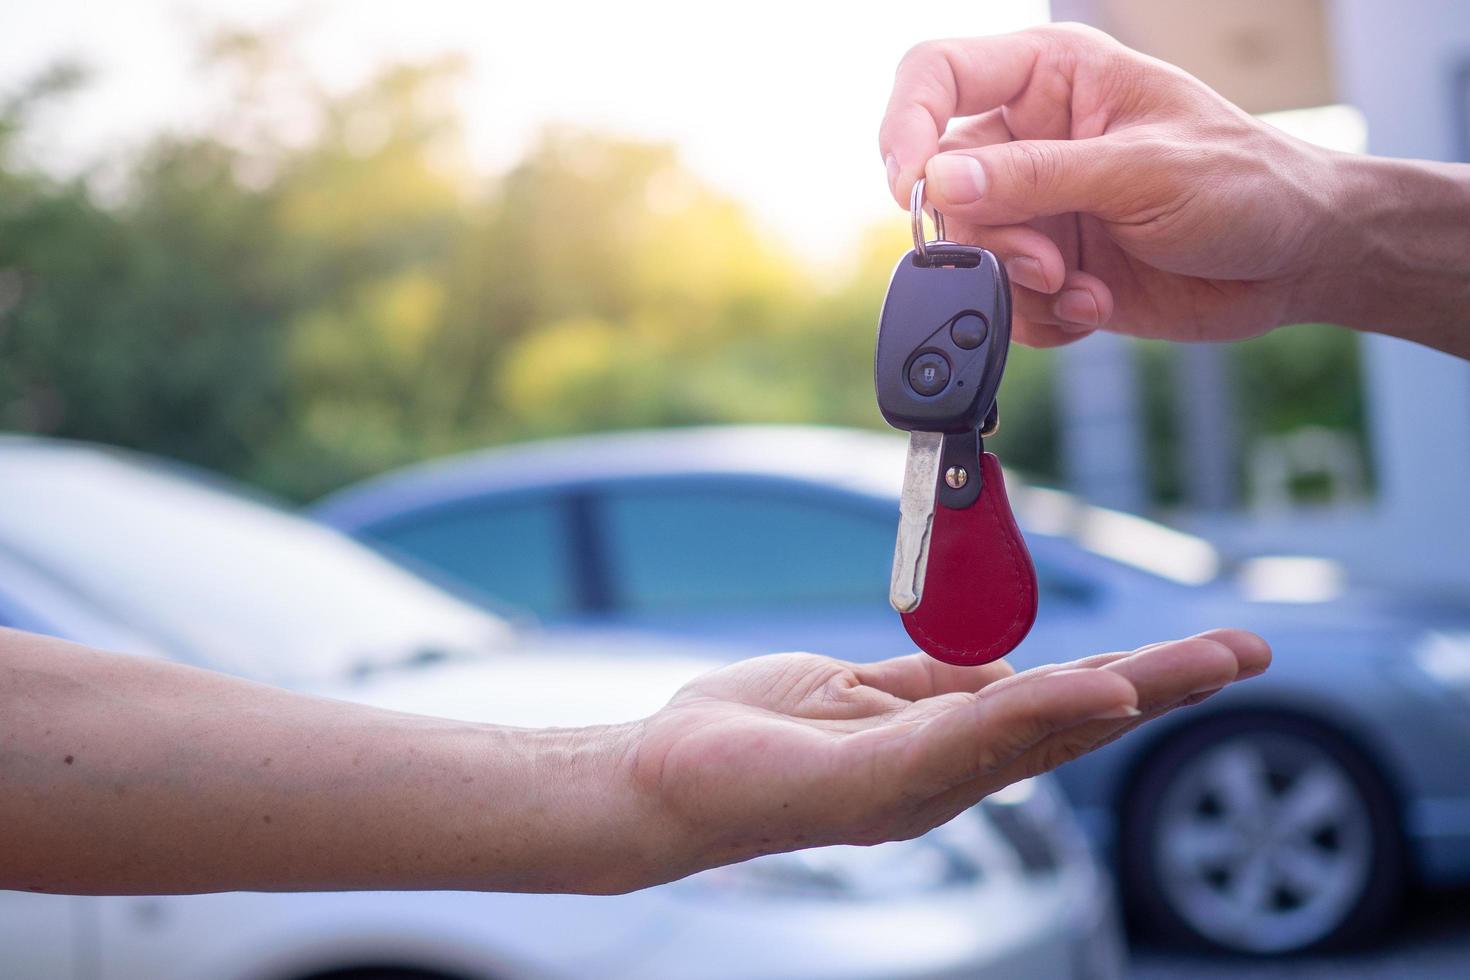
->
[877, 23, 1470, 357]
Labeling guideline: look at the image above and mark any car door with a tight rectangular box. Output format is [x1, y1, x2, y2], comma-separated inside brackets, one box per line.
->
[0, 892, 84, 980]
[358, 492, 585, 623]
[587, 477, 913, 660]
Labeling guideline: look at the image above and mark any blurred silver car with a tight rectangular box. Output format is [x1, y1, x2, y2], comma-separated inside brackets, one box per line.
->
[0, 435, 1124, 980]
[313, 424, 1470, 956]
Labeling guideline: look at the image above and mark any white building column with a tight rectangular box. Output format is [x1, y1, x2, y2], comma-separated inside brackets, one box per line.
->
[1329, 0, 1470, 594]
[1057, 334, 1149, 513]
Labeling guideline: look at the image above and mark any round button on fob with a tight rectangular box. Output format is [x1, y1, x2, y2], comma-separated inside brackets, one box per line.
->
[950, 312, 988, 350]
[907, 352, 951, 396]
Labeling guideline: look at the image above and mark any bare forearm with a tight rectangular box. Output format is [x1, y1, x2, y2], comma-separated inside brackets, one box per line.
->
[0, 629, 655, 895]
[1, 624, 1274, 900]
[1308, 153, 1470, 357]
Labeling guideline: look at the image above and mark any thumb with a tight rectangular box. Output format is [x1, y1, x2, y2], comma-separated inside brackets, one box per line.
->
[925, 136, 1135, 226]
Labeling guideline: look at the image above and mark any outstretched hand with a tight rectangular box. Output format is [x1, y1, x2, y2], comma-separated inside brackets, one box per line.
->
[629, 629, 1269, 882]
[0, 625, 1268, 896]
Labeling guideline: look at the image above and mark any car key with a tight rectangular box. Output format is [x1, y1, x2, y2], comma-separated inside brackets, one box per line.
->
[874, 180, 1038, 666]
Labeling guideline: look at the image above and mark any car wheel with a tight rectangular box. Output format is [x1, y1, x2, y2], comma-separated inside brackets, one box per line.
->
[1121, 713, 1403, 954]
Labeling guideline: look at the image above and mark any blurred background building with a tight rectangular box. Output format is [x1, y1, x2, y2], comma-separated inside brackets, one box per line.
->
[1054, 0, 1470, 599]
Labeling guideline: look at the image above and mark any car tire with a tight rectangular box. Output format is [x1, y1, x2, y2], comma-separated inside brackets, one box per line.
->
[1119, 712, 1403, 955]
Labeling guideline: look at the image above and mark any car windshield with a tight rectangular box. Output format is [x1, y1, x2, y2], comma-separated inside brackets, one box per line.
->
[0, 441, 514, 684]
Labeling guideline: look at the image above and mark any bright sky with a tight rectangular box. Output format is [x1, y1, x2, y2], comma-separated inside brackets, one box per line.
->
[1, 0, 1052, 256]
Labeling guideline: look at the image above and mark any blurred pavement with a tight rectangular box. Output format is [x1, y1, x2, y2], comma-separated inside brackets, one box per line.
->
[1132, 888, 1470, 978]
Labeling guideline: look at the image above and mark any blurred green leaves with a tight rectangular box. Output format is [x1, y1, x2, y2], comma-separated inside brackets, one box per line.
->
[0, 39, 1362, 504]
[0, 43, 910, 500]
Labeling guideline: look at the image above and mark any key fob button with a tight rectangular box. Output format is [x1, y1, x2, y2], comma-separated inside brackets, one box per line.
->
[950, 312, 988, 350]
[907, 352, 951, 396]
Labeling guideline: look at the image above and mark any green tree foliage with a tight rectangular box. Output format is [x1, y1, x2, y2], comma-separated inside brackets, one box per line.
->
[0, 39, 1361, 503]
[1, 59, 291, 476]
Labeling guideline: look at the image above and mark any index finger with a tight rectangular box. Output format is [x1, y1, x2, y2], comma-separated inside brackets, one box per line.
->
[879, 32, 1044, 204]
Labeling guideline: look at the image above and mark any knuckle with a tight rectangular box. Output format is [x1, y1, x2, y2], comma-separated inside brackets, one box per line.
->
[1031, 738, 1088, 776]
[970, 724, 1032, 774]
[1004, 141, 1060, 196]
[895, 41, 960, 113]
[1136, 131, 1201, 171]
[1041, 21, 1113, 46]
[927, 691, 977, 713]
[1036, 22, 1134, 82]
[1028, 21, 1111, 60]
[898, 39, 944, 71]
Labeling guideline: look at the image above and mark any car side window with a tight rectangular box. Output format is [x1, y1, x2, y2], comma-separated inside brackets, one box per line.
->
[364, 497, 573, 619]
[600, 486, 893, 613]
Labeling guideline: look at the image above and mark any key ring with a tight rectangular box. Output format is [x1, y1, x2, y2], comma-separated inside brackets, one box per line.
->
[910, 177, 947, 263]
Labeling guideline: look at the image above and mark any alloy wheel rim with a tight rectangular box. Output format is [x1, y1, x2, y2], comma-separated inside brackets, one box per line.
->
[1152, 731, 1374, 953]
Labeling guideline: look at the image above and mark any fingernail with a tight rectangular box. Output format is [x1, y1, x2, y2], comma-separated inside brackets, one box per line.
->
[885, 154, 900, 195]
[1092, 704, 1142, 720]
[1055, 289, 1100, 325]
[929, 155, 986, 204]
[1006, 256, 1047, 292]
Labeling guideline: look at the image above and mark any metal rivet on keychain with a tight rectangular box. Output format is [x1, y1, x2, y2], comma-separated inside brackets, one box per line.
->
[945, 466, 968, 489]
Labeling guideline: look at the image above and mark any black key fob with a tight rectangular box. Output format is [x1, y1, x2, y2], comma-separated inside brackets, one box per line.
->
[874, 243, 1012, 436]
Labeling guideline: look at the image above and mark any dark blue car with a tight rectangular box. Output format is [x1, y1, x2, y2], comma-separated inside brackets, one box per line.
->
[312, 425, 1470, 955]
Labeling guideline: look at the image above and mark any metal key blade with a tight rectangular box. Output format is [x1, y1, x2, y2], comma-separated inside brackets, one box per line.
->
[889, 431, 943, 613]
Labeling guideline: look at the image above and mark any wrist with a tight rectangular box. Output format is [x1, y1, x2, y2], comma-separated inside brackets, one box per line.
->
[1294, 151, 1470, 353]
[502, 720, 678, 894]
[1284, 148, 1374, 328]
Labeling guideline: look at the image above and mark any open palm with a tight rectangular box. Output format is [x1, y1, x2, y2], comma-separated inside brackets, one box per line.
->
[630, 629, 1269, 880]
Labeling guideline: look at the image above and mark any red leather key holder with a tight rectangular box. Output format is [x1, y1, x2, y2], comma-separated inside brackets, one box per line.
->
[900, 452, 1038, 666]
